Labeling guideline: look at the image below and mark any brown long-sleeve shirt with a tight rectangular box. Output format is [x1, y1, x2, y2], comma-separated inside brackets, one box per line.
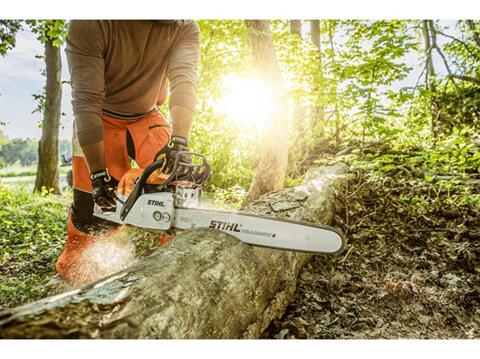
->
[66, 20, 200, 146]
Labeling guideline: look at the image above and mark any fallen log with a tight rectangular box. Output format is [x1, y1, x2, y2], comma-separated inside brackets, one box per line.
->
[0, 163, 349, 339]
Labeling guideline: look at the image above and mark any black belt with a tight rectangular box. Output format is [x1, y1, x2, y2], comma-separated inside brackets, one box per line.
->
[102, 108, 152, 120]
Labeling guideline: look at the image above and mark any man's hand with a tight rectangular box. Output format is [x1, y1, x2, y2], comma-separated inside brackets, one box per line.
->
[90, 169, 117, 211]
[154, 135, 189, 174]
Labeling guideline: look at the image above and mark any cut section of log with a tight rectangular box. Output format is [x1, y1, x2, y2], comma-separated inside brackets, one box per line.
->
[0, 163, 349, 339]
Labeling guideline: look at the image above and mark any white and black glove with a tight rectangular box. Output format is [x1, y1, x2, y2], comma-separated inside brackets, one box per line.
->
[90, 169, 117, 212]
[154, 135, 190, 174]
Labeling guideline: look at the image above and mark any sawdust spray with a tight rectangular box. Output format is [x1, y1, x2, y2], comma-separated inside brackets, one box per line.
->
[73, 225, 137, 286]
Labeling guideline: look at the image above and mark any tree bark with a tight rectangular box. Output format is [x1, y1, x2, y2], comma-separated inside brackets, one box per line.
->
[310, 20, 325, 135]
[34, 39, 61, 194]
[448, 74, 480, 85]
[290, 20, 301, 36]
[310, 20, 320, 49]
[290, 20, 307, 139]
[422, 21, 436, 82]
[0, 163, 349, 339]
[466, 20, 480, 51]
[327, 22, 342, 146]
[243, 20, 289, 205]
[422, 20, 441, 138]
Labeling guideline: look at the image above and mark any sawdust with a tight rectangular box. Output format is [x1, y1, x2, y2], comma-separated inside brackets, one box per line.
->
[264, 169, 480, 339]
[52, 225, 163, 288]
[74, 237, 136, 286]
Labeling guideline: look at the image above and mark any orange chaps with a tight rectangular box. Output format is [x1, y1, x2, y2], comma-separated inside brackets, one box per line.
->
[71, 110, 171, 193]
[56, 110, 171, 283]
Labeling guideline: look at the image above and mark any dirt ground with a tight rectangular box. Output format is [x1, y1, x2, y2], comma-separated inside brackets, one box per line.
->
[264, 169, 480, 339]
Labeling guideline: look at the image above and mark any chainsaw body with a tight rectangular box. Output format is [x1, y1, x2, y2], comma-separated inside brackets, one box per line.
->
[94, 151, 205, 231]
[94, 183, 199, 231]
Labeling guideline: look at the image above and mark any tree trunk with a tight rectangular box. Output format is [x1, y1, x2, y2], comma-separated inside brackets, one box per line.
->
[244, 20, 289, 205]
[422, 21, 436, 82]
[290, 20, 307, 139]
[327, 22, 342, 146]
[290, 20, 301, 36]
[310, 20, 320, 49]
[310, 20, 325, 135]
[0, 163, 349, 339]
[34, 39, 62, 194]
[422, 20, 441, 138]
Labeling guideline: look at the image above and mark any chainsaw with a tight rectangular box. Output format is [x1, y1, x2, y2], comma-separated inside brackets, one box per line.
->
[93, 151, 346, 254]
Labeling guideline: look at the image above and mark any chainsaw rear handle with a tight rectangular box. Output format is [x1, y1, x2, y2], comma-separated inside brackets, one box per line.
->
[120, 151, 210, 221]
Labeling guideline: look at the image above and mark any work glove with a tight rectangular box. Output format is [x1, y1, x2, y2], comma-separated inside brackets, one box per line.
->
[154, 135, 190, 174]
[90, 169, 117, 212]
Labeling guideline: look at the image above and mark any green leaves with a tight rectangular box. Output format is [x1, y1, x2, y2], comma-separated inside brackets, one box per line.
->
[0, 20, 22, 56]
[25, 20, 67, 46]
[0, 138, 39, 167]
[192, 20, 477, 186]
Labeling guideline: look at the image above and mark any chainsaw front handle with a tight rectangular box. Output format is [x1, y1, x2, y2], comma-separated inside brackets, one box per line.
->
[120, 151, 210, 221]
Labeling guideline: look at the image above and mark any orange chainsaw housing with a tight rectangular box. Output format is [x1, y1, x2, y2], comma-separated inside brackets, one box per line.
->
[116, 168, 169, 197]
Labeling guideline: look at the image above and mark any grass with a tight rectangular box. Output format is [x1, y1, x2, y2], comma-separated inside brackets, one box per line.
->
[0, 184, 70, 309]
[0, 164, 37, 177]
[0, 163, 71, 178]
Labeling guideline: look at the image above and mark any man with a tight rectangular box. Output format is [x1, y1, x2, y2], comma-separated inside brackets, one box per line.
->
[56, 20, 200, 284]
